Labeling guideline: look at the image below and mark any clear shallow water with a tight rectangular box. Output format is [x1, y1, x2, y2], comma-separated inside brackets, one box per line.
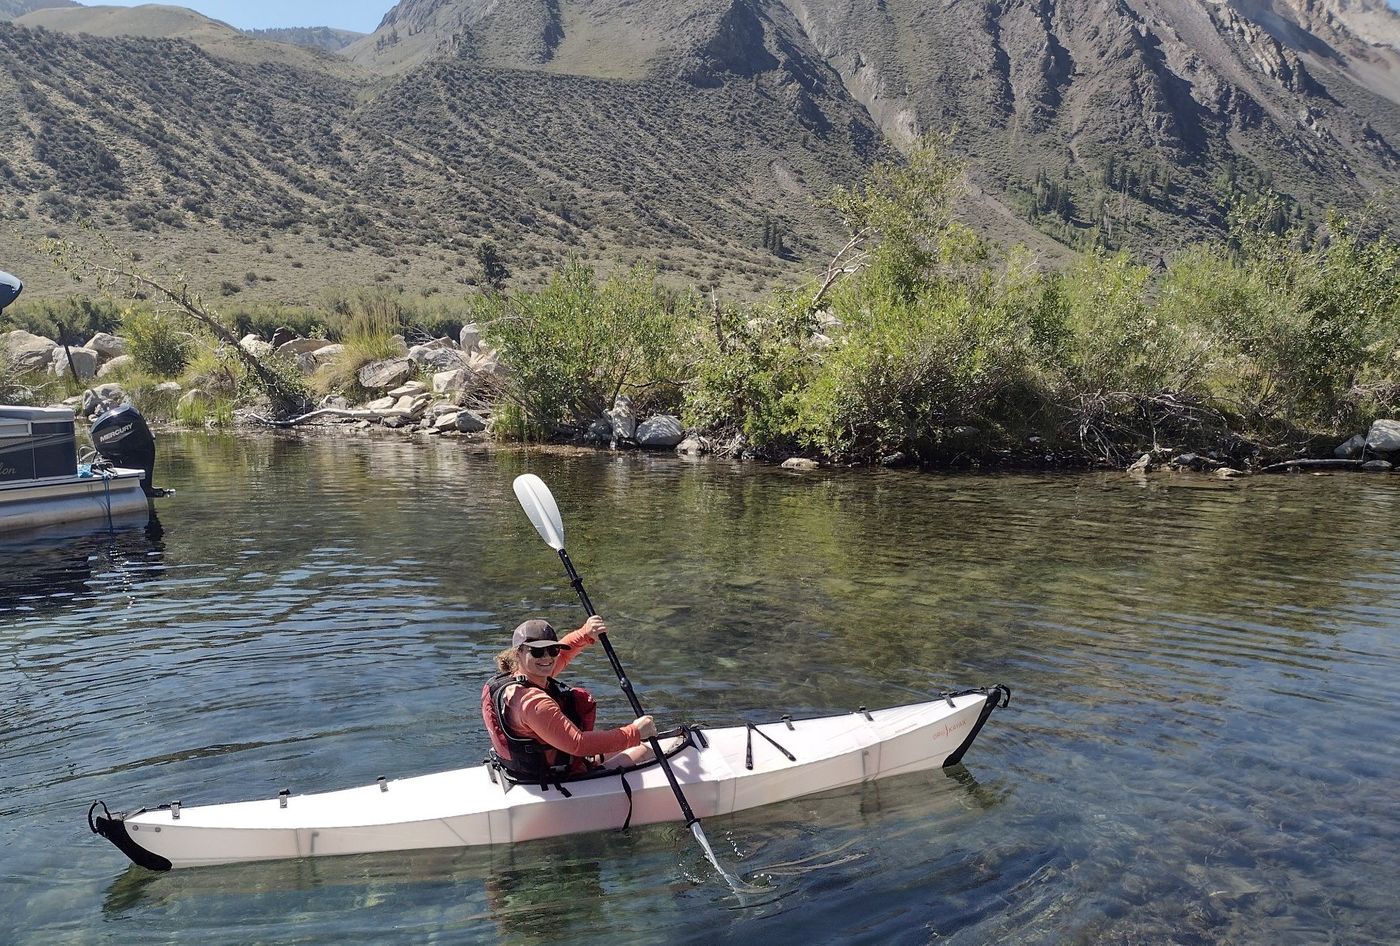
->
[2, 431, 1397, 944]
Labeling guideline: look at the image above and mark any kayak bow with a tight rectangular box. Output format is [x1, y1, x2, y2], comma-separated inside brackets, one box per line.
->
[91, 686, 1009, 871]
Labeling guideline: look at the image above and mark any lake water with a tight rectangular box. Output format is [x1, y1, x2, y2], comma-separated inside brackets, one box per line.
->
[2, 431, 1397, 945]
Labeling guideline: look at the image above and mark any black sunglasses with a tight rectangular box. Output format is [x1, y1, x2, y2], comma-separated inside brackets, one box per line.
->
[524, 645, 562, 658]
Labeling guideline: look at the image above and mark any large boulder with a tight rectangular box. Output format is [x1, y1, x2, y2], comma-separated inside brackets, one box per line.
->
[432, 367, 477, 395]
[1366, 419, 1400, 454]
[459, 323, 481, 353]
[432, 409, 487, 433]
[2, 330, 58, 372]
[275, 337, 333, 358]
[239, 334, 273, 358]
[97, 354, 133, 379]
[636, 414, 684, 448]
[50, 346, 100, 381]
[358, 357, 415, 391]
[410, 346, 470, 372]
[607, 395, 637, 440]
[1334, 434, 1367, 459]
[84, 332, 127, 362]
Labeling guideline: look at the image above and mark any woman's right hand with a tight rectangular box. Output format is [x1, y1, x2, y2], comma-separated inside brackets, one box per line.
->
[632, 715, 657, 740]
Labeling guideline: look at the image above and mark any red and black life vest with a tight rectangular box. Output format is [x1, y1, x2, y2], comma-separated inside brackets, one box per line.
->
[481, 672, 598, 781]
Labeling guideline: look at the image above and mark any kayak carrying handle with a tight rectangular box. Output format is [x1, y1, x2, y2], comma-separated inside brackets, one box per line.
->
[87, 800, 111, 834]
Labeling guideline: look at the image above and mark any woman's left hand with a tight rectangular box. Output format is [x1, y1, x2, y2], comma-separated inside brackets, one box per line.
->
[579, 615, 608, 642]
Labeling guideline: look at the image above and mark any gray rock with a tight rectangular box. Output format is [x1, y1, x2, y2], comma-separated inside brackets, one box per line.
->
[781, 457, 819, 470]
[459, 323, 481, 353]
[1334, 434, 1367, 459]
[432, 367, 476, 394]
[239, 334, 273, 358]
[275, 337, 333, 357]
[453, 410, 487, 433]
[50, 346, 99, 380]
[432, 411, 461, 432]
[467, 348, 500, 374]
[676, 436, 706, 456]
[93, 382, 125, 403]
[381, 413, 412, 429]
[97, 354, 133, 379]
[358, 357, 415, 391]
[1361, 459, 1394, 472]
[1214, 467, 1247, 479]
[84, 332, 127, 361]
[1366, 419, 1400, 454]
[636, 414, 684, 448]
[365, 395, 396, 411]
[1, 330, 58, 372]
[388, 381, 427, 398]
[409, 345, 469, 372]
[1127, 453, 1155, 473]
[393, 394, 430, 419]
[152, 381, 183, 397]
[309, 344, 343, 367]
[584, 419, 612, 443]
[607, 395, 637, 440]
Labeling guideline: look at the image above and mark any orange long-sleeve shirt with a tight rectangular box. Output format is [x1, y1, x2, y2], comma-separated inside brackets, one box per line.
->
[504, 629, 641, 763]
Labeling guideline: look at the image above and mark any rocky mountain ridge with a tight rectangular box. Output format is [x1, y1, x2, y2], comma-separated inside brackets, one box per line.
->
[3, 0, 1399, 302]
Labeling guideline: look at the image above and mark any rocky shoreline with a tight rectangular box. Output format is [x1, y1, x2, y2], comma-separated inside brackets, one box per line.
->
[5, 322, 1400, 477]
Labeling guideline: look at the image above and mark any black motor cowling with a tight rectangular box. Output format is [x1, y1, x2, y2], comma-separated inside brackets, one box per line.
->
[0, 270, 21, 311]
[92, 404, 158, 497]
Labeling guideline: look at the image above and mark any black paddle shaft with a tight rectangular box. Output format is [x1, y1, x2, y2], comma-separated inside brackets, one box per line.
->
[556, 547, 700, 826]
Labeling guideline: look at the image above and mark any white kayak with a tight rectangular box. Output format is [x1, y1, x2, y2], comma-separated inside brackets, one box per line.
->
[91, 686, 1009, 871]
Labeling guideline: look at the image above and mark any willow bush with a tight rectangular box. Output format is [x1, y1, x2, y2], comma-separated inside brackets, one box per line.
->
[121, 306, 193, 377]
[479, 262, 696, 436]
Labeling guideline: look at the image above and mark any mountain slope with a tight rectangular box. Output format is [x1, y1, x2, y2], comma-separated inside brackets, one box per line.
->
[4, 0, 1400, 303]
[13, 4, 366, 74]
[0, 0, 74, 20]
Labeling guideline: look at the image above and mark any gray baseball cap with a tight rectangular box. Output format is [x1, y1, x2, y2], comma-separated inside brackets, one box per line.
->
[511, 619, 572, 649]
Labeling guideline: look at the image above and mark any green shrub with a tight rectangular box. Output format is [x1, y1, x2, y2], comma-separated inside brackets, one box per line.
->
[122, 307, 193, 377]
[483, 262, 694, 434]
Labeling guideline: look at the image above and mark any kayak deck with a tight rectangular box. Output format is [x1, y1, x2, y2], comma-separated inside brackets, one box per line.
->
[91, 687, 1009, 870]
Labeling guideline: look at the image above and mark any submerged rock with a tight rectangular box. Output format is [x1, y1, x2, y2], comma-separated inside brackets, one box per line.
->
[781, 457, 819, 470]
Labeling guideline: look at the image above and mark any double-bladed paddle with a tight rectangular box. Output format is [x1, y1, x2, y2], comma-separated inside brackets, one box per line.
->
[512, 473, 758, 894]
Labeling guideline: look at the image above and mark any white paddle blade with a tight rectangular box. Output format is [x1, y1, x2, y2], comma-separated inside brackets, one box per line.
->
[512, 474, 566, 550]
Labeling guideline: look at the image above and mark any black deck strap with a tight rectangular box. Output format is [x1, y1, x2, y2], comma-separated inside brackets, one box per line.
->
[618, 772, 634, 831]
[690, 725, 709, 749]
[745, 722, 797, 770]
[550, 779, 572, 798]
[859, 706, 874, 721]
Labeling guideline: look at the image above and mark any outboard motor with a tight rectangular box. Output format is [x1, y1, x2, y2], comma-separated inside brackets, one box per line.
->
[0, 270, 21, 312]
[91, 404, 159, 497]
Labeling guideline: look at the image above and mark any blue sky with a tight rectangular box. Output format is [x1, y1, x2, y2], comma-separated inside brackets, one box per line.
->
[87, 1, 392, 32]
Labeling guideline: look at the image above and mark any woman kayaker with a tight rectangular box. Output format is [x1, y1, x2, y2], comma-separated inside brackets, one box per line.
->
[482, 616, 659, 782]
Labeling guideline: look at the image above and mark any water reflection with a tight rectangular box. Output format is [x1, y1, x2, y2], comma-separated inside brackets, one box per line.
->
[3, 433, 1398, 945]
[0, 513, 165, 614]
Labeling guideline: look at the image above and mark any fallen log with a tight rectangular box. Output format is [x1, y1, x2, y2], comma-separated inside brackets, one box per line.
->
[1259, 458, 1362, 473]
[251, 408, 382, 428]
